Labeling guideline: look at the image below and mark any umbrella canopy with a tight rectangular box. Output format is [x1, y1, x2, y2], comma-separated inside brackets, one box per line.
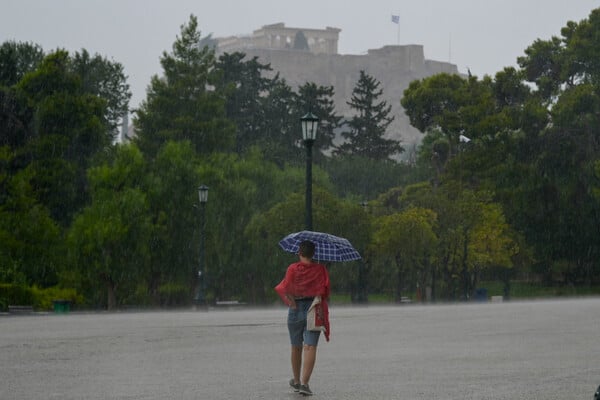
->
[279, 230, 361, 262]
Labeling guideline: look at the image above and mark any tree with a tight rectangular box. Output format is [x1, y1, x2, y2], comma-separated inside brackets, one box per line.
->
[390, 180, 520, 300]
[0, 41, 44, 87]
[70, 49, 131, 138]
[0, 86, 33, 149]
[468, 202, 519, 293]
[0, 149, 62, 286]
[197, 151, 285, 303]
[0, 44, 133, 292]
[511, 8, 600, 284]
[67, 144, 152, 309]
[296, 82, 343, 164]
[258, 75, 299, 166]
[15, 50, 110, 225]
[259, 78, 344, 167]
[215, 52, 274, 154]
[215, 51, 342, 166]
[144, 141, 201, 304]
[324, 155, 414, 199]
[401, 72, 506, 158]
[402, 73, 466, 135]
[371, 207, 437, 302]
[0, 41, 131, 139]
[134, 14, 235, 158]
[336, 70, 402, 160]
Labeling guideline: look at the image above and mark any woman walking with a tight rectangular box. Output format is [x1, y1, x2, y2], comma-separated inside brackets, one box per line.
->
[275, 240, 330, 396]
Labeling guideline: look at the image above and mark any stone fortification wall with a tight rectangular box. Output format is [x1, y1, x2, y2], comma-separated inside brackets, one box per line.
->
[217, 23, 340, 55]
[225, 44, 458, 147]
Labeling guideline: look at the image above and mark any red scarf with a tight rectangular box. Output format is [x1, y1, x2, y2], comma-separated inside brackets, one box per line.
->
[275, 261, 331, 341]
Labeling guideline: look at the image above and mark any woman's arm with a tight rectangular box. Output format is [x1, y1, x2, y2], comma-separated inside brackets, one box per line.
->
[285, 294, 297, 310]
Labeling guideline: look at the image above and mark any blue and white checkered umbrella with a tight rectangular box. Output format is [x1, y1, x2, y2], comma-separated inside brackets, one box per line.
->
[278, 230, 361, 262]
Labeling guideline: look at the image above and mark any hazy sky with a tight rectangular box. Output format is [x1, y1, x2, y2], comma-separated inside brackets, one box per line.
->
[1, 0, 598, 109]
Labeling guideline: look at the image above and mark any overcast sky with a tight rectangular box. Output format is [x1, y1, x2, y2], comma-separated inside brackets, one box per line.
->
[1, 0, 598, 110]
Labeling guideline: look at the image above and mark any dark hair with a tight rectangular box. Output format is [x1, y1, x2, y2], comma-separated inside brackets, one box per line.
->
[299, 240, 315, 258]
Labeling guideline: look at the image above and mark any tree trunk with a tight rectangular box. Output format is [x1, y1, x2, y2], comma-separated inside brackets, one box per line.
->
[356, 260, 368, 303]
[395, 254, 403, 303]
[430, 264, 437, 303]
[107, 281, 117, 310]
[461, 228, 470, 300]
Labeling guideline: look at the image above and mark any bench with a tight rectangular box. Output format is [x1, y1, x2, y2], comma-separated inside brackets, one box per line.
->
[8, 305, 34, 314]
[215, 300, 247, 308]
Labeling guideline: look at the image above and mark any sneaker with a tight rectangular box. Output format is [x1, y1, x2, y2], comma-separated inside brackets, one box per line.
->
[299, 384, 313, 396]
[289, 378, 300, 392]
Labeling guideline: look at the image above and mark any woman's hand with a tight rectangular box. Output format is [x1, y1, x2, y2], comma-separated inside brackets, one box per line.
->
[286, 294, 297, 310]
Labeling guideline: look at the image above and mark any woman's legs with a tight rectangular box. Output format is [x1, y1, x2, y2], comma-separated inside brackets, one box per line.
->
[291, 345, 302, 384]
[288, 301, 320, 387]
[301, 344, 317, 384]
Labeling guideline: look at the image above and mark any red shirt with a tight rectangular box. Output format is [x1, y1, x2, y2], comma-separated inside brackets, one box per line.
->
[275, 261, 331, 341]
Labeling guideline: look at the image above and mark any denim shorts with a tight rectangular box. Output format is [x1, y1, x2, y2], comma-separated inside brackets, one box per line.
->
[287, 299, 321, 347]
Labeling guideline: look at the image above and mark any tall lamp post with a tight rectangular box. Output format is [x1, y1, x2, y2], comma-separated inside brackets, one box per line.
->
[195, 184, 209, 307]
[301, 112, 319, 231]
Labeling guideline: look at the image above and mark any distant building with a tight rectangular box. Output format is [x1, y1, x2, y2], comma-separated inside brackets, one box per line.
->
[216, 22, 340, 55]
[214, 23, 461, 150]
[117, 111, 136, 144]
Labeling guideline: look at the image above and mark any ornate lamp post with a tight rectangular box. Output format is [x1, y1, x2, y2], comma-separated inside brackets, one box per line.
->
[195, 184, 209, 307]
[301, 112, 319, 231]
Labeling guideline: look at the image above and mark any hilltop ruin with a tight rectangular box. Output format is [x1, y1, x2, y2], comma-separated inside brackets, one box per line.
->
[215, 23, 460, 149]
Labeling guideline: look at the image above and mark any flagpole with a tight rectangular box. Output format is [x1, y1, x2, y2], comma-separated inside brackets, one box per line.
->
[391, 14, 400, 45]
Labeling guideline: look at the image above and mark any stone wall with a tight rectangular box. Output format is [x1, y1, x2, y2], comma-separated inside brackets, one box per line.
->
[216, 23, 340, 55]
[216, 27, 460, 149]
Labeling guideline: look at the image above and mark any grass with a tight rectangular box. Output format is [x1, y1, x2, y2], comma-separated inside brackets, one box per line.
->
[480, 281, 600, 299]
[329, 293, 394, 305]
[328, 281, 600, 305]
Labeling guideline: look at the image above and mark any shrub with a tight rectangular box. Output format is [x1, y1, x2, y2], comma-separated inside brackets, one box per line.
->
[0, 284, 35, 311]
[0, 284, 83, 311]
[31, 286, 83, 310]
[158, 283, 190, 306]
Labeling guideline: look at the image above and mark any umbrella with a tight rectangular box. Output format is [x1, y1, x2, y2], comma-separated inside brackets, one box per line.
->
[279, 230, 361, 262]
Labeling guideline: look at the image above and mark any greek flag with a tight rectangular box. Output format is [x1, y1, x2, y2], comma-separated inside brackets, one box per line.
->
[391, 15, 400, 24]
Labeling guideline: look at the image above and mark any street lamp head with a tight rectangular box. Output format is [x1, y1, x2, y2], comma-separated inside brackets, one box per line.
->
[301, 112, 319, 142]
[198, 184, 209, 204]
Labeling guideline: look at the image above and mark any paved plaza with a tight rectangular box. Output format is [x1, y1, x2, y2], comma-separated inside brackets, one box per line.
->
[2, 298, 600, 399]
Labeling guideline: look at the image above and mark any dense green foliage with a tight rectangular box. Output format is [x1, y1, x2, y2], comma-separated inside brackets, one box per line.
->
[214, 50, 342, 166]
[134, 15, 234, 158]
[0, 283, 81, 311]
[3, 10, 600, 309]
[336, 70, 403, 160]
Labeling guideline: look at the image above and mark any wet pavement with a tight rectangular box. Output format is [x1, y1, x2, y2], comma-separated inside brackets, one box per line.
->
[2, 298, 599, 399]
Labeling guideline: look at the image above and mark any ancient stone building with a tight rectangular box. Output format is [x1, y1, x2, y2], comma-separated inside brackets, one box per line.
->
[215, 24, 461, 151]
[217, 22, 340, 55]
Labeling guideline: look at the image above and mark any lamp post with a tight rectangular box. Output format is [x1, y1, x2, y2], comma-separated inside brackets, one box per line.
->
[357, 201, 370, 304]
[195, 184, 209, 307]
[301, 112, 319, 231]
[458, 134, 471, 301]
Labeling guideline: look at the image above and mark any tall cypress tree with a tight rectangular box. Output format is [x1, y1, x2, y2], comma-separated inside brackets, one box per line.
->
[296, 82, 343, 164]
[215, 52, 274, 154]
[134, 14, 234, 159]
[335, 70, 403, 160]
